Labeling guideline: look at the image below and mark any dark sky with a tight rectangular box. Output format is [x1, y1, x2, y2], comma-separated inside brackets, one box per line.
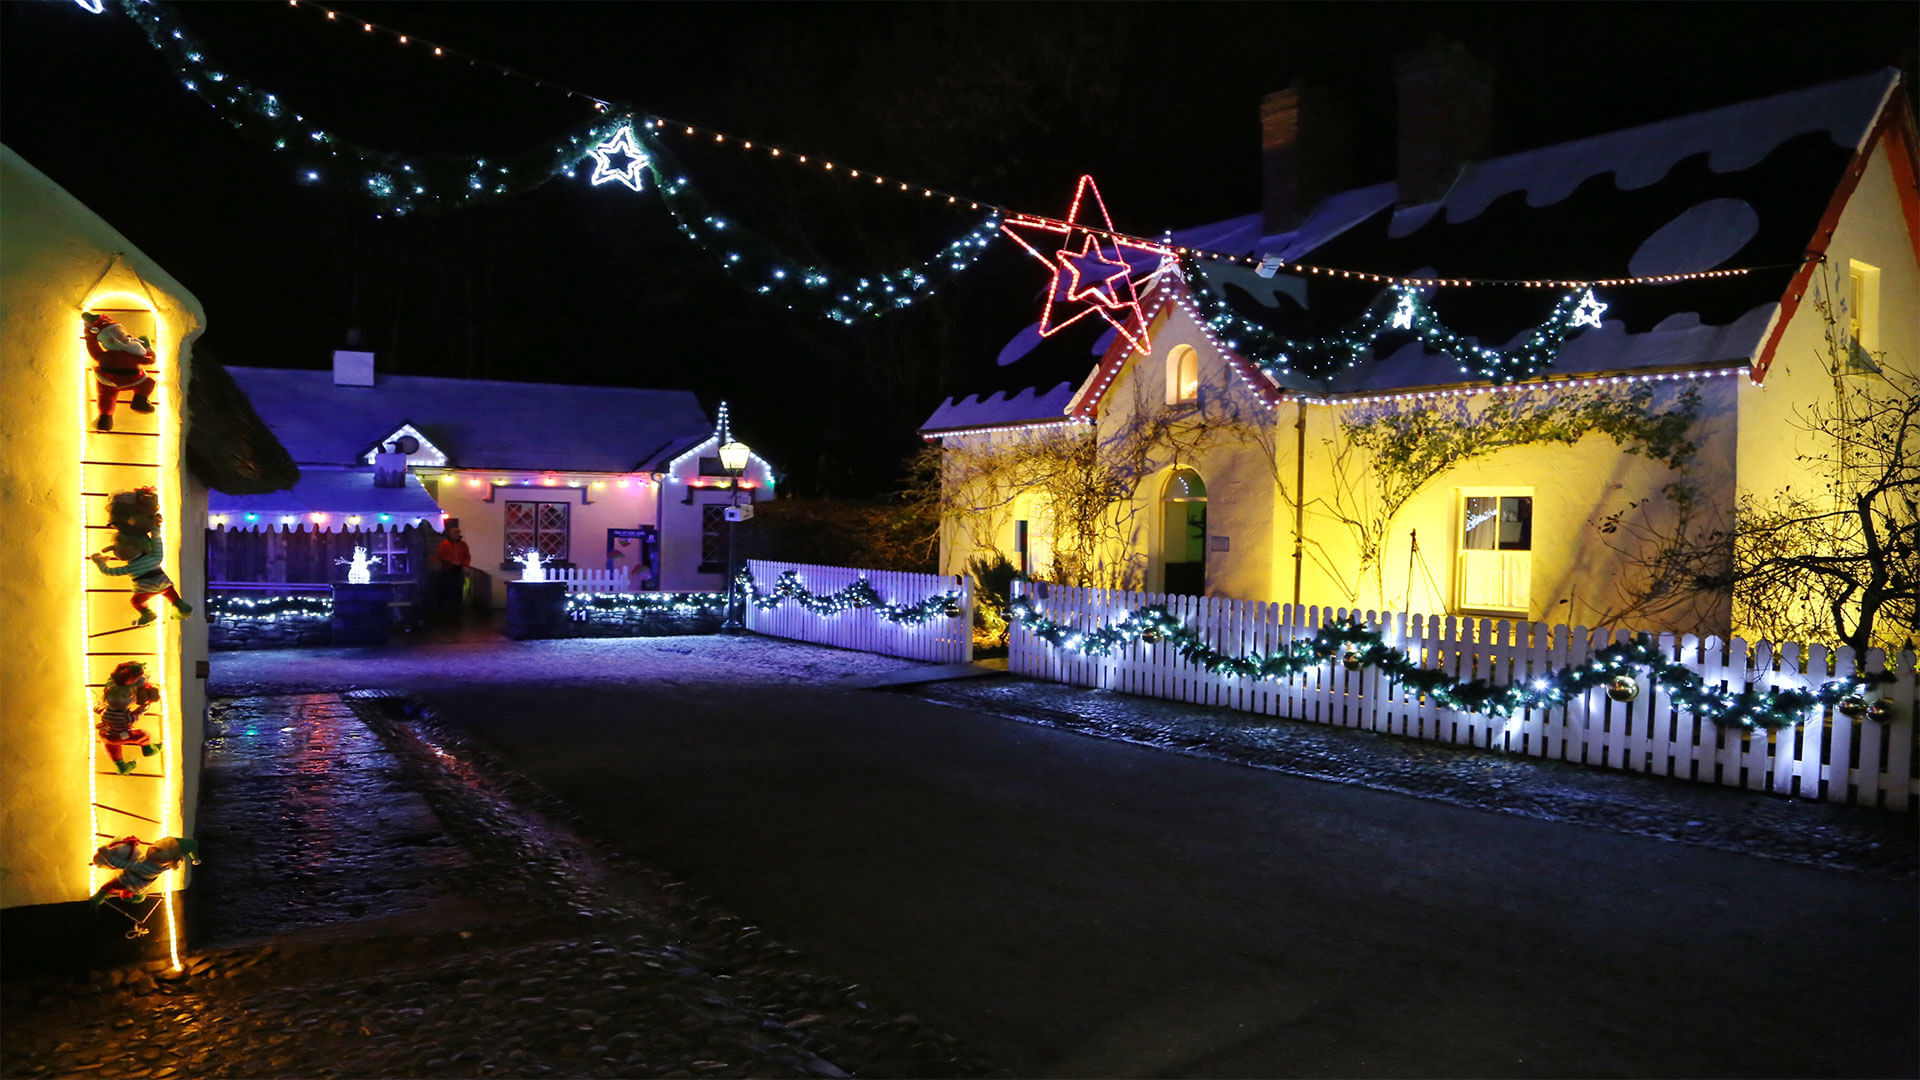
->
[3, 1, 1913, 494]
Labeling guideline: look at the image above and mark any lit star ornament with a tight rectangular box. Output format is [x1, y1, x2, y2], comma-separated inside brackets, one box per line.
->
[1000, 175, 1170, 355]
[1390, 290, 1418, 329]
[1570, 288, 1608, 329]
[586, 124, 650, 192]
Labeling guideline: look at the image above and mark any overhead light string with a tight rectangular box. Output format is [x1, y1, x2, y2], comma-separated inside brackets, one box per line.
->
[117, 0, 1811, 290]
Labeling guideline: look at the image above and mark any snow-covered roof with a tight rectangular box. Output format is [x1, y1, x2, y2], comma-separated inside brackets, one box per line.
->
[972, 68, 1902, 399]
[207, 467, 443, 525]
[226, 367, 714, 473]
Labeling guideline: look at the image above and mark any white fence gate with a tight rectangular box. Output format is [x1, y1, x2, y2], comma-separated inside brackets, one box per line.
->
[745, 560, 972, 664]
[1009, 582, 1918, 812]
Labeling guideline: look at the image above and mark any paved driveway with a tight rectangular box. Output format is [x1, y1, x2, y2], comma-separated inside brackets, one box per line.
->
[214, 638, 1919, 1078]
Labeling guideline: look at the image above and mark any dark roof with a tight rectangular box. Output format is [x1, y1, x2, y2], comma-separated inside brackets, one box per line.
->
[207, 467, 442, 523]
[921, 382, 1080, 434]
[978, 68, 1900, 401]
[225, 367, 714, 473]
[185, 353, 301, 495]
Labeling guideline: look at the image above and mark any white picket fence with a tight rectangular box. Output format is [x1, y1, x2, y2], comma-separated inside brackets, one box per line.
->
[745, 560, 972, 664]
[552, 568, 627, 593]
[1008, 582, 1918, 812]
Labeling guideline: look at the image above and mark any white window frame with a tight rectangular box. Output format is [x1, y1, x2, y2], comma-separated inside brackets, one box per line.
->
[1453, 486, 1533, 617]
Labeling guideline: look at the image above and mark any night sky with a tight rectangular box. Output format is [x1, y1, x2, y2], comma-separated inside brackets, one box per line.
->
[3, 1, 1913, 494]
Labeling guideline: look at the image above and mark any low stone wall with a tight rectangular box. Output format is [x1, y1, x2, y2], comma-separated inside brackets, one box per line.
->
[208, 591, 333, 651]
[563, 592, 727, 638]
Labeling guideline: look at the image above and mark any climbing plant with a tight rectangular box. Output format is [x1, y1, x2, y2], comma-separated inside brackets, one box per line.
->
[1309, 382, 1704, 609]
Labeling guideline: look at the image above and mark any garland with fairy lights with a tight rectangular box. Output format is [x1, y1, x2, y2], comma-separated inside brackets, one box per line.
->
[565, 591, 729, 619]
[639, 132, 1002, 325]
[119, 0, 1001, 325]
[206, 592, 333, 621]
[1008, 599, 1896, 731]
[1180, 256, 1607, 384]
[120, 0, 630, 217]
[738, 569, 964, 624]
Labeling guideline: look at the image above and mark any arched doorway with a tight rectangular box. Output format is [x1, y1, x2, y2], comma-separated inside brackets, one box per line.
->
[1160, 467, 1207, 596]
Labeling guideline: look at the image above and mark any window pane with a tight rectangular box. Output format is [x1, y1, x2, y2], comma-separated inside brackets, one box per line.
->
[701, 505, 728, 566]
[1497, 496, 1532, 551]
[1462, 497, 1500, 550]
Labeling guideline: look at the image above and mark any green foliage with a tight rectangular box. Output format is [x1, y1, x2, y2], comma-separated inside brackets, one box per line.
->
[736, 496, 937, 573]
[966, 552, 1018, 651]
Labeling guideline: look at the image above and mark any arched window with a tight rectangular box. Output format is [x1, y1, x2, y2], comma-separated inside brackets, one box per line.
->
[1166, 344, 1199, 404]
[1160, 467, 1207, 596]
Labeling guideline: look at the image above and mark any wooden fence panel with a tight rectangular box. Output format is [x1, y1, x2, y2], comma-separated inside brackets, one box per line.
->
[999, 584, 1917, 811]
[742, 560, 969, 664]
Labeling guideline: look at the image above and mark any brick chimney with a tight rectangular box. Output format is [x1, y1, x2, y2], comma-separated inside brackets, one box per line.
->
[1395, 37, 1493, 207]
[1261, 80, 1349, 235]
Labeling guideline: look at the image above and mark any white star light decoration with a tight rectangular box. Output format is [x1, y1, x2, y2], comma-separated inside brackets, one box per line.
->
[1390, 291, 1418, 329]
[587, 124, 650, 192]
[1570, 288, 1608, 329]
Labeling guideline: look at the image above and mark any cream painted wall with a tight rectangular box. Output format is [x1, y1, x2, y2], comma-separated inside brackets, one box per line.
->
[1738, 133, 1920, 502]
[430, 472, 664, 606]
[2, 146, 206, 910]
[1732, 131, 1919, 644]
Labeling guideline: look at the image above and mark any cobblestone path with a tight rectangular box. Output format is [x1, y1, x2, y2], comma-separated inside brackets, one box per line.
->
[1, 693, 998, 1079]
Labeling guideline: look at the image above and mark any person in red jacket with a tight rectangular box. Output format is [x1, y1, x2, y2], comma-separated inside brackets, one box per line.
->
[434, 522, 471, 620]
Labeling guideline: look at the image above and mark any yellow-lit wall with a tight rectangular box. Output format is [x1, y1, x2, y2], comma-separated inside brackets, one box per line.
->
[1733, 131, 1919, 643]
[1, 147, 206, 914]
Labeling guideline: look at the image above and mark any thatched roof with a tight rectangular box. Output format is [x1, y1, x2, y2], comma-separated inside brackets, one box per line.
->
[186, 351, 300, 495]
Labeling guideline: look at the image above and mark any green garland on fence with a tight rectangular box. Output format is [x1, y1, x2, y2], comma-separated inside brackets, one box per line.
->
[565, 592, 729, 618]
[738, 569, 963, 624]
[207, 593, 333, 620]
[1007, 598, 1895, 730]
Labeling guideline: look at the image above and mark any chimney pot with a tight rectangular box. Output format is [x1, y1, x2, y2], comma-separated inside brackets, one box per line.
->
[332, 349, 375, 387]
[1395, 37, 1493, 207]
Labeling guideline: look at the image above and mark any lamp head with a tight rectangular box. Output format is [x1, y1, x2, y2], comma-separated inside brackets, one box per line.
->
[717, 440, 751, 474]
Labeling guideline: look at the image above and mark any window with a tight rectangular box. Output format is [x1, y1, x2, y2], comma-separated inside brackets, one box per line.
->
[367, 528, 411, 577]
[1013, 520, 1029, 575]
[1846, 260, 1881, 372]
[1166, 344, 1200, 404]
[505, 501, 569, 562]
[700, 504, 729, 572]
[1455, 491, 1531, 615]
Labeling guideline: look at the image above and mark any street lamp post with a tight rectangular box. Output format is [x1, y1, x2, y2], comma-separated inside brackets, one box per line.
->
[718, 438, 751, 632]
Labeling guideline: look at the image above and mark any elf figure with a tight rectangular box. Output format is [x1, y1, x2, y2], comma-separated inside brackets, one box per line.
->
[96, 661, 162, 775]
[89, 488, 192, 625]
[89, 835, 198, 907]
[83, 311, 156, 432]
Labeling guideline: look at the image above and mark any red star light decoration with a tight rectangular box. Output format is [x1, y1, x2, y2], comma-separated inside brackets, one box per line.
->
[1000, 176, 1170, 356]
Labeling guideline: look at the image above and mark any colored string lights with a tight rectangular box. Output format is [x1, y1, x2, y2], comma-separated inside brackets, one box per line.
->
[1008, 600, 1895, 731]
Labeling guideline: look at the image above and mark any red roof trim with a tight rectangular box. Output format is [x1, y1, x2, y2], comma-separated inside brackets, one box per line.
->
[1068, 277, 1287, 421]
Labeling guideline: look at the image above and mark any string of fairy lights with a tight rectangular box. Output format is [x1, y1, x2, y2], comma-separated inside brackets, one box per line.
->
[1008, 600, 1897, 730]
[99, 0, 1799, 295]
